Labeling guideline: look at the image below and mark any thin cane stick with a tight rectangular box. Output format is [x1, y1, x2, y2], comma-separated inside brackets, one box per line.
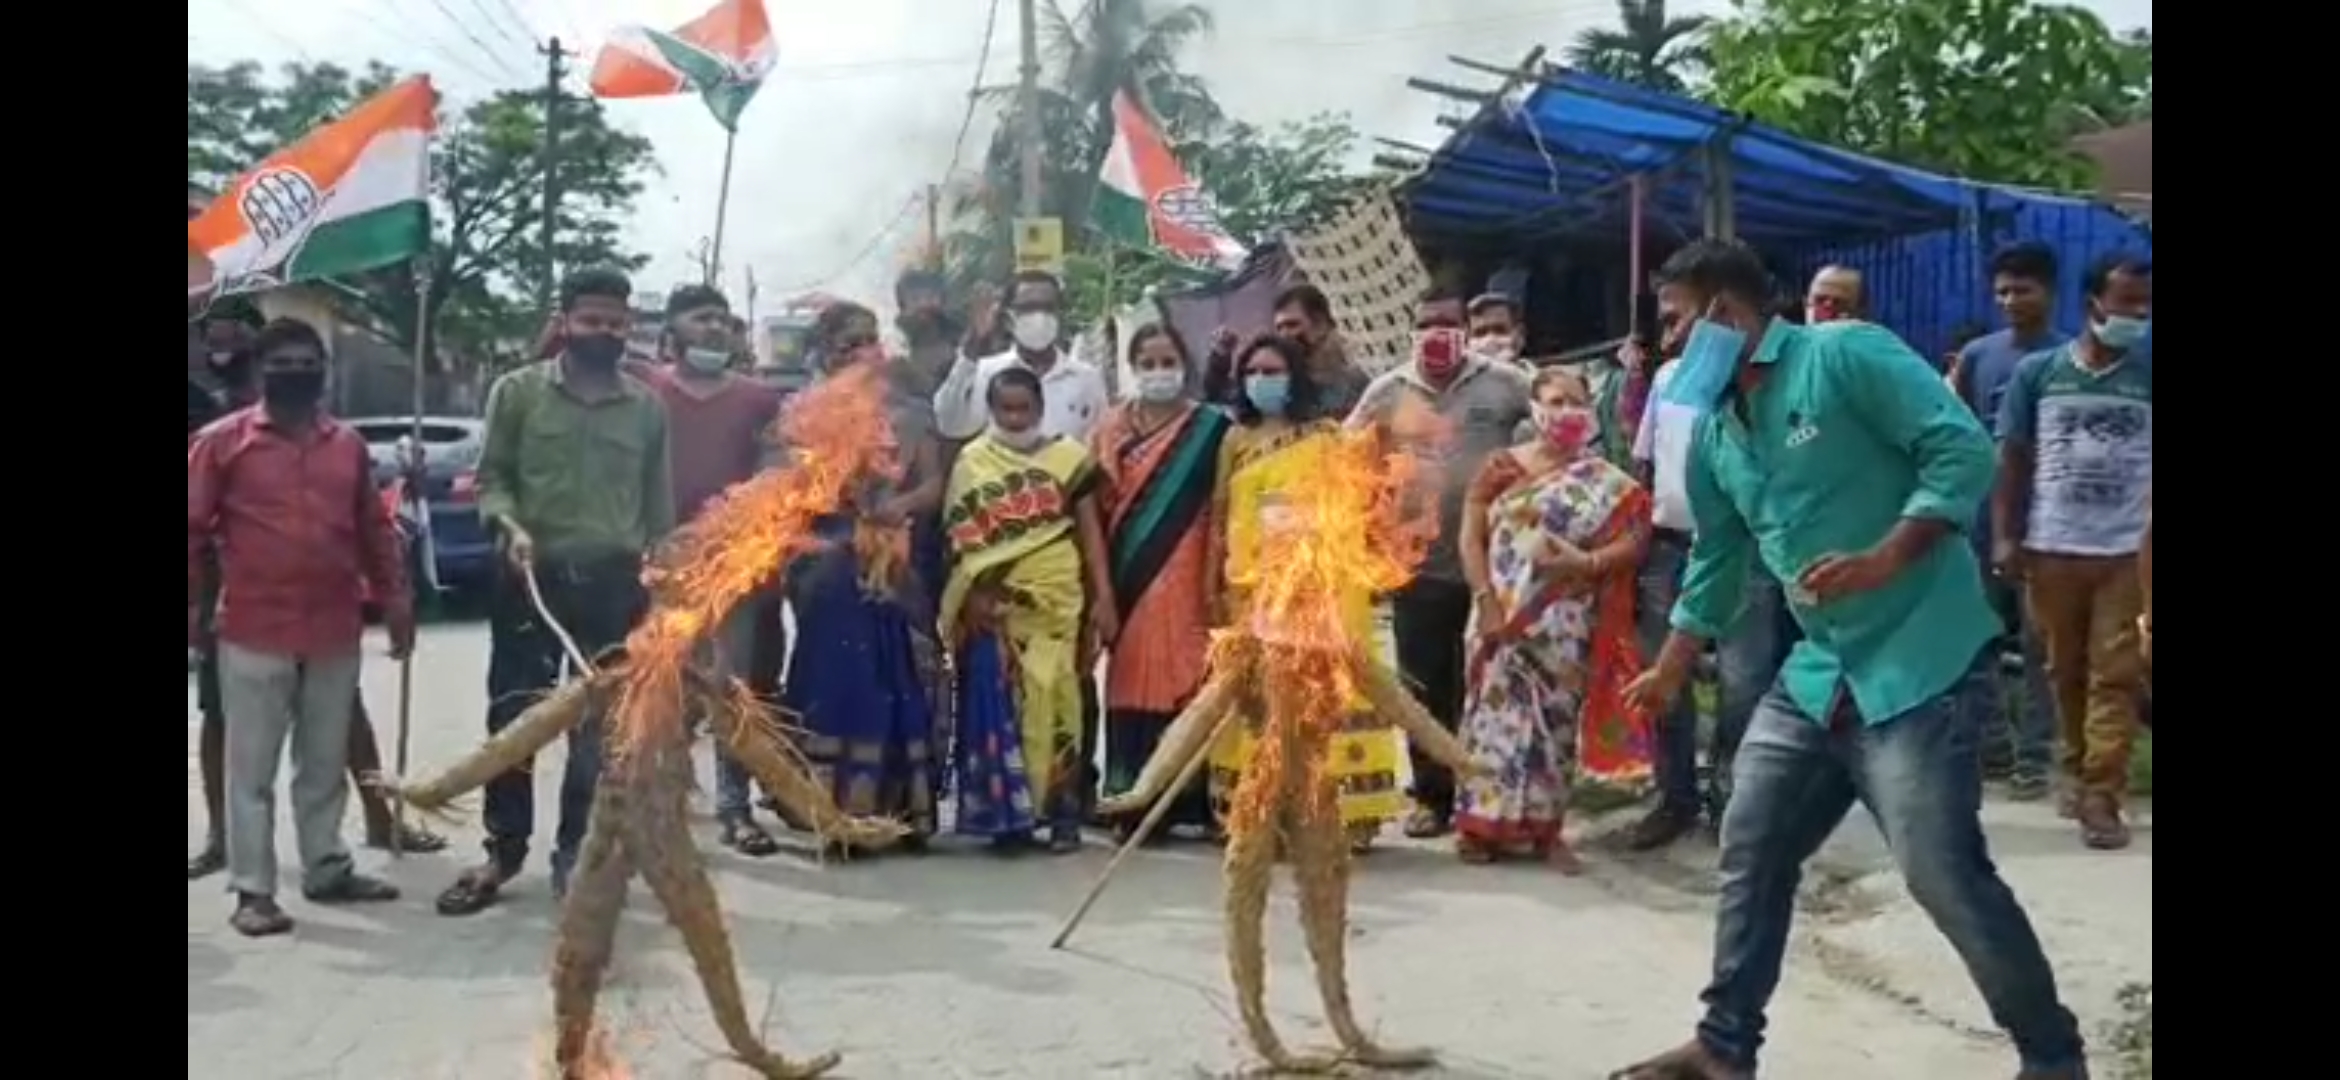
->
[389, 651, 415, 858]
[522, 562, 600, 677]
[1050, 708, 1235, 950]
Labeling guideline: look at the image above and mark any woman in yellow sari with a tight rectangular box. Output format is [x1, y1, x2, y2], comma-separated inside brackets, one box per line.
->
[1210, 336, 1405, 852]
[941, 367, 1116, 853]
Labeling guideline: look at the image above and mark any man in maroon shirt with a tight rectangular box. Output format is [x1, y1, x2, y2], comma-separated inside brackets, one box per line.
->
[187, 318, 417, 936]
[187, 317, 445, 883]
[642, 285, 787, 854]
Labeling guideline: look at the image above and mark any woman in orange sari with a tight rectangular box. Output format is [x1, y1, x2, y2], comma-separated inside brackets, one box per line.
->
[1454, 367, 1653, 872]
[1092, 325, 1231, 842]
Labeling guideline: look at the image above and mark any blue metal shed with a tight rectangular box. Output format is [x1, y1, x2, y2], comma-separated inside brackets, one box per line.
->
[1394, 59, 2151, 356]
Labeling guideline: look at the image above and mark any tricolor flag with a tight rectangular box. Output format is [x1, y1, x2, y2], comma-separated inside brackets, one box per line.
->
[589, 0, 777, 131]
[1092, 91, 1247, 270]
[188, 75, 436, 299]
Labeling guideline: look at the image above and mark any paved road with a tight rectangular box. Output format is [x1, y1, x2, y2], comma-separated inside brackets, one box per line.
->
[187, 622, 2056, 1079]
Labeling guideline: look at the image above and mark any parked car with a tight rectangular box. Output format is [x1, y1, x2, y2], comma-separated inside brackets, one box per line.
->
[346, 416, 495, 595]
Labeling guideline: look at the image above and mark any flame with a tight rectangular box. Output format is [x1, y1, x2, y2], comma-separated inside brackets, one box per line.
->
[606, 365, 899, 763]
[1224, 407, 1442, 830]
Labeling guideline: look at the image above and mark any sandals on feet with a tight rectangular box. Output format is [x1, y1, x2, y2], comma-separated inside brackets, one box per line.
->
[188, 846, 226, 881]
[1402, 807, 1451, 840]
[368, 822, 448, 854]
[721, 820, 782, 858]
[230, 895, 294, 938]
[305, 872, 401, 904]
[435, 866, 508, 917]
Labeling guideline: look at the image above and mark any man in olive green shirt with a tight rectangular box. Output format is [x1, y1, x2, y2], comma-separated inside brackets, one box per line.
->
[1610, 241, 2083, 1080]
[438, 267, 672, 918]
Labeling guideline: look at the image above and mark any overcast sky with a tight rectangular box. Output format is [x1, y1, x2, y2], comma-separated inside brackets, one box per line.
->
[189, 0, 2153, 317]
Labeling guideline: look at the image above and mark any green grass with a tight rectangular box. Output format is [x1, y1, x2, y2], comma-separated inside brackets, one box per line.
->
[2128, 729, 2154, 797]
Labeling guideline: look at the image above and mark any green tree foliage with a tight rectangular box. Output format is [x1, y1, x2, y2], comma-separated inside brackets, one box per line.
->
[186, 61, 658, 370]
[1702, 0, 2153, 189]
[1566, 0, 1713, 93]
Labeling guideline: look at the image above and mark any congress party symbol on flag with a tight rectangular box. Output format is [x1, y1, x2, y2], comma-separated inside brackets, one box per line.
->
[1091, 90, 1247, 270]
[590, 0, 778, 131]
[187, 75, 437, 299]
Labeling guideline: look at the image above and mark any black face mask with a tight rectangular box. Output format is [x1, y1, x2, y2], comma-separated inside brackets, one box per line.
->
[567, 333, 626, 370]
[261, 369, 325, 409]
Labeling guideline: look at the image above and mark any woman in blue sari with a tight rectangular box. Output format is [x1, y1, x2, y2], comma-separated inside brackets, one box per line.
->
[783, 302, 947, 855]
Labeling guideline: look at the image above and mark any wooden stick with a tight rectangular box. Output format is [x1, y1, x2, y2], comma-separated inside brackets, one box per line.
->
[1050, 708, 1234, 951]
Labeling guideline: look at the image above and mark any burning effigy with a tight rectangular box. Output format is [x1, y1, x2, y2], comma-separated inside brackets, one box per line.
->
[381, 365, 909, 1080]
[1099, 417, 1471, 1074]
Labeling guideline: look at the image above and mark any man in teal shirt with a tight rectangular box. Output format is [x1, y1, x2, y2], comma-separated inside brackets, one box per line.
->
[1610, 242, 2083, 1080]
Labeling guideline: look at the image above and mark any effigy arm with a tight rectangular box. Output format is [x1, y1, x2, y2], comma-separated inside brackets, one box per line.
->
[1354, 655, 1475, 773]
[378, 674, 601, 810]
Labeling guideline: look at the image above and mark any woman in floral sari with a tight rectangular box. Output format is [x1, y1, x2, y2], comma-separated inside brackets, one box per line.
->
[1454, 367, 1652, 872]
[1210, 336, 1405, 853]
[943, 367, 1116, 853]
[783, 302, 947, 855]
[1094, 325, 1230, 843]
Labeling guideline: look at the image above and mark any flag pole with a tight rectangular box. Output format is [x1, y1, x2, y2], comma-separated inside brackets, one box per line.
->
[708, 127, 738, 285]
[390, 257, 431, 856]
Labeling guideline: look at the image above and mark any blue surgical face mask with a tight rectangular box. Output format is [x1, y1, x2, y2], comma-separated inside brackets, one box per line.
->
[1660, 317, 1749, 413]
[1244, 373, 1291, 417]
[2092, 313, 2150, 352]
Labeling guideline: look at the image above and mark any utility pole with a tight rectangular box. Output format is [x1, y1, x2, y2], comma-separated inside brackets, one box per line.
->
[1015, 0, 1043, 219]
[923, 183, 942, 267]
[536, 37, 568, 313]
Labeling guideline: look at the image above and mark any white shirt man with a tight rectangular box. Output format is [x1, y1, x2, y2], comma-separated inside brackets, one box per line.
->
[1633, 359, 1699, 533]
[930, 274, 1111, 442]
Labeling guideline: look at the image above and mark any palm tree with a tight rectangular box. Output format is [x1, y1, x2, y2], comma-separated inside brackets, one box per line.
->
[946, 0, 1221, 289]
[1566, 0, 1712, 93]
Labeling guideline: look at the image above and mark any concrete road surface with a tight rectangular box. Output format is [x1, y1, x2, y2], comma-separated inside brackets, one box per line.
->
[186, 622, 2130, 1079]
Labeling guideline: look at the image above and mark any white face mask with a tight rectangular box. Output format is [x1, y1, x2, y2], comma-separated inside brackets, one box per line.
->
[1133, 369, 1185, 404]
[987, 422, 1045, 451]
[1011, 311, 1060, 351]
[681, 347, 732, 374]
[1470, 336, 1520, 365]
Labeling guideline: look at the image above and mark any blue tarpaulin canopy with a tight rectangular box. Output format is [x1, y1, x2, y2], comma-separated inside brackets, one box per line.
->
[1397, 63, 2152, 356]
[1403, 68, 1974, 246]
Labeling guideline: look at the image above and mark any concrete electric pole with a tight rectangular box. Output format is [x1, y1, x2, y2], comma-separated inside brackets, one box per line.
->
[536, 37, 568, 312]
[1015, 0, 1043, 219]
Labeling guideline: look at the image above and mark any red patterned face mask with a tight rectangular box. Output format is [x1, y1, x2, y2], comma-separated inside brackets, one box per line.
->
[1416, 327, 1466, 379]
[1535, 404, 1598, 452]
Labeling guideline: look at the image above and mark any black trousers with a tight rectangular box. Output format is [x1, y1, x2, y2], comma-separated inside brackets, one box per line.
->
[1392, 576, 1474, 816]
[478, 554, 646, 875]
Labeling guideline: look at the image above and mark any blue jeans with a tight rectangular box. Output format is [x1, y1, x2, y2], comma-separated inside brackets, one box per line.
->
[480, 557, 644, 881]
[706, 599, 769, 824]
[1697, 657, 2083, 1073]
[1638, 532, 1792, 818]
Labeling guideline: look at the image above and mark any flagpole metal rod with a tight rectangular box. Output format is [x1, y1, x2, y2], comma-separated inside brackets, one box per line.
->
[390, 257, 431, 856]
[709, 127, 738, 286]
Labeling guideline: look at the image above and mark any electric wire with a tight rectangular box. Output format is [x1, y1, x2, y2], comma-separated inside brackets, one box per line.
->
[942, 0, 1005, 185]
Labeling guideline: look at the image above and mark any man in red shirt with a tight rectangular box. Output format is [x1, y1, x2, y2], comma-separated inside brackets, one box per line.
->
[640, 285, 787, 855]
[187, 318, 417, 936]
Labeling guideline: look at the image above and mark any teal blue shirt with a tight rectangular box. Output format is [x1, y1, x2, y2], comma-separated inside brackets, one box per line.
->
[1670, 320, 2000, 726]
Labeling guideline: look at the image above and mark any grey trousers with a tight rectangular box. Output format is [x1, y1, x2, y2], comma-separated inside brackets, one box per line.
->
[219, 642, 362, 897]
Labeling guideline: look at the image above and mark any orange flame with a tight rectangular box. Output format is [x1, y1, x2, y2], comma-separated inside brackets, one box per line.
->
[606, 365, 899, 763]
[1224, 408, 1441, 830]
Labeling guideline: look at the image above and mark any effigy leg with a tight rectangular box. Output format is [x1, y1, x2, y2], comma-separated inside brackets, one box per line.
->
[1224, 805, 1338, 1075]
[1289, 791, 1436, 1070]
[629, 754, 842, 1079]
[550, 782, 635, 1077]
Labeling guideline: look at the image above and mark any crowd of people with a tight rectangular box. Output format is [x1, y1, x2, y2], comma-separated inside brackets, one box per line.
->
[188, 236, 2147, 1079]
